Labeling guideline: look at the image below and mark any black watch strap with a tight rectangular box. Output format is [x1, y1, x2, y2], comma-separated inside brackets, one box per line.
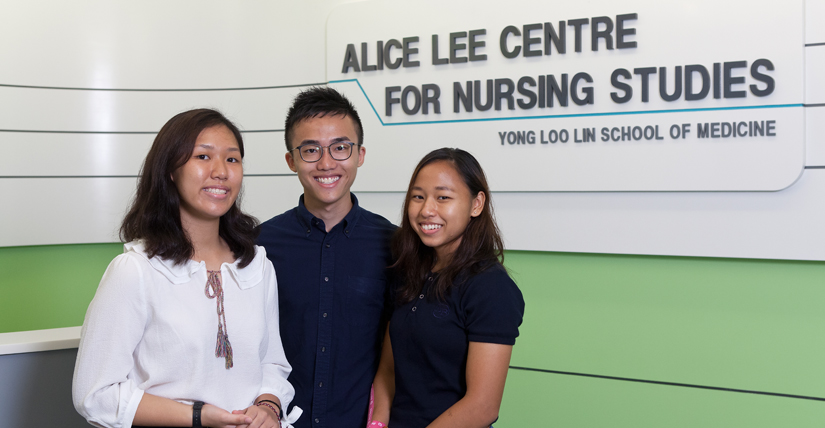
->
[192, 401, 205, 428]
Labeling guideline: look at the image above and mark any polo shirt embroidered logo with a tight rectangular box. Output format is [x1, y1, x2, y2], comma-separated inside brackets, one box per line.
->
[433, 303, 449, 319]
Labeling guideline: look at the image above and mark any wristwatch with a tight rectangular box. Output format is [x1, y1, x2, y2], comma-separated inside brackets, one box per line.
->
[192, 401, 205, 428]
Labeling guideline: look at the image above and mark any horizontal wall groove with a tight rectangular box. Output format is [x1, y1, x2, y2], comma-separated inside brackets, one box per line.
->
[806, 42, 825, 47]
[0, 129, 283, 134]
[0, 129, 157, 135]
[805, 103, 825, 108]
[0, 174, 295, 179]
[509, 366, 825, 402]
[0, 82, 326, 92]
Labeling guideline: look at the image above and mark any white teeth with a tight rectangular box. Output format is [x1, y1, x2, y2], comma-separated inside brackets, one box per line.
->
[422, 224, 442, 231]
[316, 176, 340, 184]
[205, 188, 227, 194]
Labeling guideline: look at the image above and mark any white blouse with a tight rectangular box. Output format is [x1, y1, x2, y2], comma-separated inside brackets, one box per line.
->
[73, 241, 298, 428]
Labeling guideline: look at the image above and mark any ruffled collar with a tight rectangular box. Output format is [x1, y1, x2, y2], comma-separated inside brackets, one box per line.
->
[123, 241, 266, 289]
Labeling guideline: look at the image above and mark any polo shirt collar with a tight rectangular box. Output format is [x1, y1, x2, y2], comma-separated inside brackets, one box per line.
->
[124, 240, 265, 289]
[296, 193, 362, 238]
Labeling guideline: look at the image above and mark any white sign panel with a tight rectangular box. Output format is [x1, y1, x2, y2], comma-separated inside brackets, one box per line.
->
[327, 0, 805, 191]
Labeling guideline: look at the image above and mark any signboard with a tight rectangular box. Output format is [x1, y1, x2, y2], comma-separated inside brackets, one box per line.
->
[327, 0, 805, 191]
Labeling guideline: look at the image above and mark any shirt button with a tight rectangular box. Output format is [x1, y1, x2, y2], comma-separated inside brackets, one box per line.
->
[412, 307, 417, 312]
[321, 347, 326, 352]
[315, 418, 320, 424]
[419, 294, 424, 299]
[325, 277, 329, 282]
[323, 313, 328, 318]
[326, 243, 330, 248]
[306, 229, 311, 233]
[319, 382, 323, 387]
[345, 229, 349, 234]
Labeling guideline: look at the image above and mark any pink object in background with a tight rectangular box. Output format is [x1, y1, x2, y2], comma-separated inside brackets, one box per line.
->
[367, 385, 375, 424]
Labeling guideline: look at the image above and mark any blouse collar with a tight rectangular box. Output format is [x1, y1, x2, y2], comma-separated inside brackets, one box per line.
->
[124, 241, 265, 289]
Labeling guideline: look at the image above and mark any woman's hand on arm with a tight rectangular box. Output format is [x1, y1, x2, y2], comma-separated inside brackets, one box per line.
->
[232, 394, 282, 428]
[369, 325, 395, 426]
[426, 342, 513, 428]
[134, 393, 252, 428]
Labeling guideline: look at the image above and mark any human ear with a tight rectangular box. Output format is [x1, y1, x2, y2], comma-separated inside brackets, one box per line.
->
[356, 145, 366, 167]
[470, 191, 485, 217]
[285, 152, 298, 172]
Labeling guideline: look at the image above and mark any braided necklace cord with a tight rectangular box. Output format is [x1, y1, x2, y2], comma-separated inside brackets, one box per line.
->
[205, 270, 233, 369]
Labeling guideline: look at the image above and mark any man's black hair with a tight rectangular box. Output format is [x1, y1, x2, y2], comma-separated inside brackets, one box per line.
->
[284, 86, 364, 151]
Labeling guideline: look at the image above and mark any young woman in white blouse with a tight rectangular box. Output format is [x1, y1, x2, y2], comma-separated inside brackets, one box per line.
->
[73, 109, 300, 428]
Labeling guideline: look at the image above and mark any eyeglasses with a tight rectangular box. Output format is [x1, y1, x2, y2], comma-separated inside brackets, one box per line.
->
[289, 141, 360, 163]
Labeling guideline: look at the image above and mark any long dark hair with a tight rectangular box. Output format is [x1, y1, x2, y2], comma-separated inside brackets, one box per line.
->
[392, 148, 505, 303]
[120, 108, 259, 268]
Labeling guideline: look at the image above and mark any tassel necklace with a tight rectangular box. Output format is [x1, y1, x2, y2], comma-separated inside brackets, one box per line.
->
[205, 270, 233, 369]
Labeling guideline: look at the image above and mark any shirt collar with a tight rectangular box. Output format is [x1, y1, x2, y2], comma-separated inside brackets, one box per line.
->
[124, 240, 265, 289]
[296, 193, 362, 238]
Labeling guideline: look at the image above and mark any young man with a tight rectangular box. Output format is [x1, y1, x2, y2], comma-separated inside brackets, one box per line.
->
[257, 87, 396, 428]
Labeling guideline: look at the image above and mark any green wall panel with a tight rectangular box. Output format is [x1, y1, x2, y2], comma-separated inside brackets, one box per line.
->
[2, 243, 824, 420]
[0, 243, 122, 333]
[497, 369, 825, 427]
[504, 250, 825, 400]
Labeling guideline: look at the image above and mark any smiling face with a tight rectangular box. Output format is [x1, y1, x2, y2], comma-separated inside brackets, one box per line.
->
[408, 160, 485, 269]
[172, 124, 243, 226]
[285, 114, 365, 216]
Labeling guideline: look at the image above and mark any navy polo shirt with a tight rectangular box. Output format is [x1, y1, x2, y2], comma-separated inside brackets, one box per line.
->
[388, 265, 524, 428]
[257, 194, 396, 428]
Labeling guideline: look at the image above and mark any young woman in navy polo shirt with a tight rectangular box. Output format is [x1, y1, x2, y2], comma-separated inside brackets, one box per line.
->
[370, 148, 525, 428]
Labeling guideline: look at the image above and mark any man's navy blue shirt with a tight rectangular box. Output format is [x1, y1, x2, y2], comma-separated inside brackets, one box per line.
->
[257, 194, 396, 428]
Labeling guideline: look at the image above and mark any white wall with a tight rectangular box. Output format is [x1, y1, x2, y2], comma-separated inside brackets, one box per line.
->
[1, 0, 824, 261]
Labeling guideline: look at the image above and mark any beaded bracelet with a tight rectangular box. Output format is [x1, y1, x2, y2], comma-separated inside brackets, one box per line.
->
[257, 399, 282, 419]
[368, 421, 387, 428]
[255, 401, 281, 420]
